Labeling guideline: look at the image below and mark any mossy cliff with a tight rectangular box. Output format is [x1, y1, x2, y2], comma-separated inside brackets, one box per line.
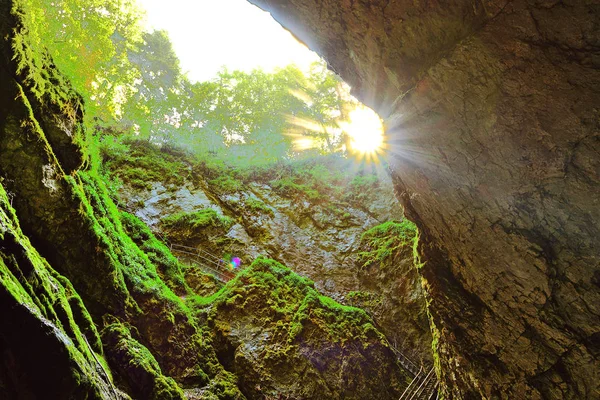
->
[0, 1, 410, 398]
[0, 184, 118, 399]
[194, 258, 410, 399]
[351, 220, 432, 365]
[102, 139, 433, 365]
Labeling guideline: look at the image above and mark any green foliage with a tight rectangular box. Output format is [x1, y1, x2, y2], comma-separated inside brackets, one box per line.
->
[270, 177, 321, 201]
[120, 30, 183, 142]
[161, 209, 233, 231]
[14, 0, 143, 121]
[208, 175, 243, 194]
[346, 174, 380, 202]
[359, 220, 418, 269]
[172, 62, 356, 163]
[99, 137, 188, 189]
[14, 0, 366, 164]
[244, 197, 273, 216]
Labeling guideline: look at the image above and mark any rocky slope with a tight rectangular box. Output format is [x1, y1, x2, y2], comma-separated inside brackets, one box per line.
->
[0, 1, 412, 398]
[199, 257, 410, 399]
[247, 0, 600, 398]
[103, 139, 433, 365]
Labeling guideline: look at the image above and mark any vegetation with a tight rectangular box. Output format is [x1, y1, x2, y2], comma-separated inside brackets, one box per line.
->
[101, 321, 185, 400]
[15, 0, 143, 120]
[15, 0, 367, 169]
[191, 257, 384, 345]
[359, 220, 418, 269]
[160, 209, 234, 241]
[0, 184, 114, 397]
[99, 138, 189, 190]
[243, 197, 273, 216]
[120, 211, 190, 294]
[99, 138, 387, 218]
[183, 257, 412, 398]
[346, 291, 384, 316]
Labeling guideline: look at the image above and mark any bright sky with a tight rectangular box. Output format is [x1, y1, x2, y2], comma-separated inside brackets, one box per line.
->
[136, 0, 321, 82]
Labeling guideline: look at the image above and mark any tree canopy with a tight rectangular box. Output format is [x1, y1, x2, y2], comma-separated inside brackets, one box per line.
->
[17, 0, 362, 166]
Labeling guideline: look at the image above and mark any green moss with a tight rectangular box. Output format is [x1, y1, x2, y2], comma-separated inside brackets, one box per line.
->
[99, 136, 388, 223]
[0, 183, 116, 397]
[66, 171, 188, 311]
[204, 371, 241, 400]
[358, 219, 418, 269]
[346, 291, 383, 315]
[100, 138, 188, 190]
[159, 209, 234, 244]
[270, 177, 321, 201]
[412, 226, 425, 270]
[120, 211, 191, 294]
[191, 257, 383, 347]
[345, 174, 380, 202]
[101, 321, 185, 400]
[243, 197, 273, 216]
[208, 175, 243, 193]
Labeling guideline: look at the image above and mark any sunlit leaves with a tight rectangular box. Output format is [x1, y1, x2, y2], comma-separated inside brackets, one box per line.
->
[15, 0, 143, 120]
[120, 30, 182, 140]
[171, 62, 359, 166]
[14, 0, 373, 166]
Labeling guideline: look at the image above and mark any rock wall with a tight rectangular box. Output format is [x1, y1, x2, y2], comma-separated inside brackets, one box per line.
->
[247, 0, 600, 398]
[114, 152, 401, 298]
[108, 142, 432, 364]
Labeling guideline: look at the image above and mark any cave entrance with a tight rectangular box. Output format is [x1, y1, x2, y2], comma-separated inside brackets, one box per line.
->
[23, 0, 433, 374]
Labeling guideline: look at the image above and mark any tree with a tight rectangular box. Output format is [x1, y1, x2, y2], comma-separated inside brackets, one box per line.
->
[120, 30, 183, 142]
[17, 0, 144, 120]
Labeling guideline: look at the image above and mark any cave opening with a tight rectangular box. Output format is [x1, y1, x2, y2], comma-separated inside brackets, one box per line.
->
[109, 0, 434, 376]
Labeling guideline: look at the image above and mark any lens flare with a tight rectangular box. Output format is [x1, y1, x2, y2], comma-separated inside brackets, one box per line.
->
[341, 107, 385, 156]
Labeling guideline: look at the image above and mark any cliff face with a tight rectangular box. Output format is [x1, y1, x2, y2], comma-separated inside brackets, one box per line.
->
[246, 0, 600, 398]
[105, 140, 432, 364]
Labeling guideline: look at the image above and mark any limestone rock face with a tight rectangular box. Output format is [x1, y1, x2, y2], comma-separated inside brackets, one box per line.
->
[111, 147, 432, 364]
[247, 0, 600, 398]
[204, 258, 411, 400]
[118, 160, 401, 299]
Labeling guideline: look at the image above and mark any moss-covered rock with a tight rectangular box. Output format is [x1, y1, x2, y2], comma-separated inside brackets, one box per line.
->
[160, 208, 234, 244]
[0, 184, 119, 399]
[101, 320, 185, 400]
[105, 139, 434, 369]
[0, 3, 243, 398]
[352, 220, 432, 365]
[193, 257, 411, 399]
